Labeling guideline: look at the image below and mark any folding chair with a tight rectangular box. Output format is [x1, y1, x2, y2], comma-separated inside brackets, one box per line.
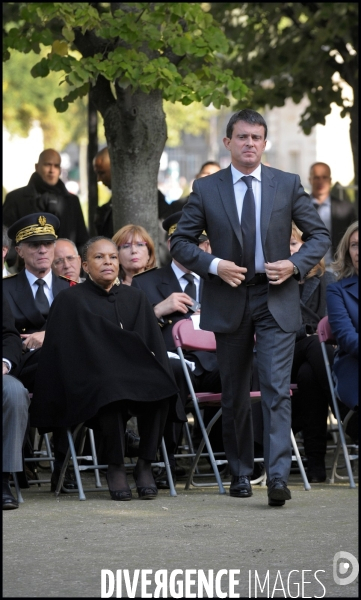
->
[55, 425, 176, 500]
[172, 319, 310, 493]
[11, 431, 54, 503]
[317, 316, 357, 488]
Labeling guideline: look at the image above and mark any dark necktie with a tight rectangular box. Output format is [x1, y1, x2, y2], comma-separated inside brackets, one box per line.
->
[183, 273, 197, 301]
[35, 279, 50, 317]
[241, 175, 256, 282]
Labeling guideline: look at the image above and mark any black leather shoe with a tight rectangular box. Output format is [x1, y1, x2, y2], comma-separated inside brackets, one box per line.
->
[51, 467, 78, 492]
[268, 478, 291, 506]
[229, 475, 252, 497]
[125, 430, 140, 458]
[154, 467, 176, 490]
[3, 480, 19, 510]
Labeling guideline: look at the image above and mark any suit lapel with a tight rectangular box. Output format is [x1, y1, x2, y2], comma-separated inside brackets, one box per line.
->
[156, 264, 182, 299]
[12, 270, 46, 329]
[260, 165, 276, 246]
[217, 166, 243, 246]
[342, 275, 359, 300]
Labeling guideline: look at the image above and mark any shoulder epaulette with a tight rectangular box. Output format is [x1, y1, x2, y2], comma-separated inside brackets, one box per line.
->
[58, 275, 78, 285]
[133, 267, 158, 278]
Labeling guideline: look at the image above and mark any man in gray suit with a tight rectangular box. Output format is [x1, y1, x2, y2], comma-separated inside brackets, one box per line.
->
[171, 109, 331, 506]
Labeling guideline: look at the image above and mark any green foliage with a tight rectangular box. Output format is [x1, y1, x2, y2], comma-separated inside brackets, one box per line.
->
[209, 2, 358, 133]
[3, 48, 88, 148]
[3, 2, 249, 113]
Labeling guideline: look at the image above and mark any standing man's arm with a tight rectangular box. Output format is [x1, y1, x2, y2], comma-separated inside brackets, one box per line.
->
[171, 180, 247, 287]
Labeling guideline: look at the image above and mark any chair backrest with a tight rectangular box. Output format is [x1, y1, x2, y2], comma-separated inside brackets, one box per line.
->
[172, 319, 216, 352]
[317, 316, 336, 345]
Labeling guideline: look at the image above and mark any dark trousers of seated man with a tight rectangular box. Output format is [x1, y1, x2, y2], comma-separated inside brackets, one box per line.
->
[53, 399, 169, 466]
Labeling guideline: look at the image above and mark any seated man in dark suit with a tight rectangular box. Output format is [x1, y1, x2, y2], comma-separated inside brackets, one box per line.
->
[3, 212, 78, 492]
[3, 295, 31, 510]
[132, 212, 223, 487]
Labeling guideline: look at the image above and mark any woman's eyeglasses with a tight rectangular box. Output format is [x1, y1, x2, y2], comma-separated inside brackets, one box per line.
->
[118, 242, 147, 250]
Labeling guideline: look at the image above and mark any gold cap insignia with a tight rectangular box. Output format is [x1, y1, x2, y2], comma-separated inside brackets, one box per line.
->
[38, 216, 47, 226]
[168, 224, 177, 235]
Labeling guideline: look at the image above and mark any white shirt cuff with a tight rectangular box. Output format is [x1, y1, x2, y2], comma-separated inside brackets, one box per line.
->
[209, 257, 221, 275]
[3, 358, 12, 372]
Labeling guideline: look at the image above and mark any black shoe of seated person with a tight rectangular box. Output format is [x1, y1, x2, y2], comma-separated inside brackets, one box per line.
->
[50, 466, 78, 492]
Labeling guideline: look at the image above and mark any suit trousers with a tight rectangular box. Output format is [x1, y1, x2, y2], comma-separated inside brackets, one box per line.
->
[3, 375, 31, 472]
[96, 399, 169, 464]
[215, 283, 295, 482]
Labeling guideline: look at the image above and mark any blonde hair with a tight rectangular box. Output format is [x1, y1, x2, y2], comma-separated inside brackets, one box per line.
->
[112, 224, 156, 281]
[291, 222, 325, 279]
[331, 220, 358, 280]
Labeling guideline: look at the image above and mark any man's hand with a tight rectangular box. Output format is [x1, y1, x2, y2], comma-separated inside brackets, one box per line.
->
[20, 331, 46, 351]
[3, 362, 10, 375]
[217, 260, 247, 287]
[154, 293, 194, 318]
[265, 260, 294, 285]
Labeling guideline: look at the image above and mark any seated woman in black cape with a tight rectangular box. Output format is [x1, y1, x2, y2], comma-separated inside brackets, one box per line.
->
[31, 237, 179, 501]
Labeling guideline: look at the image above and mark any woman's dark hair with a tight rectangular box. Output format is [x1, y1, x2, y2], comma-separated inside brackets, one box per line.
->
[226, 109, 267, 140]
[82, 236, 118, 262]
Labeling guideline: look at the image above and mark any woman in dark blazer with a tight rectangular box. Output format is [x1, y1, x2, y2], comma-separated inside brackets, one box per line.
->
[326, 221, 358, 413]
[289, 223, 336, 483]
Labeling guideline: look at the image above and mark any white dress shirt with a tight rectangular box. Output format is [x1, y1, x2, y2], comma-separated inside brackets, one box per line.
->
[209, 163, 265, 275]
[25, 270, 54, 305]
[171, 261, 201, 303]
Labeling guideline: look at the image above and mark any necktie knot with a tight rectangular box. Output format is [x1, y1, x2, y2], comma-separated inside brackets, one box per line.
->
[183, 273, 194, 285]
[242, 175, 254, 189]
[36, 279, 45, 288]
[183, 273, 197, 301]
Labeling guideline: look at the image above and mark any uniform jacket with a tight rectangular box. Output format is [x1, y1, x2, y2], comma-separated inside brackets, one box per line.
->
[171, 164, 331, 334]
[2, 270, 71, 335]
[30, 277, 178, 429]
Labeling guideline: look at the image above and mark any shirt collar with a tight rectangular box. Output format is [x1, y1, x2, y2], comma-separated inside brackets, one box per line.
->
[310, 195, 331, 207]
[171, 261, 200, 282]
[25, 269, 53, 288]
[231, 163, 262, 184]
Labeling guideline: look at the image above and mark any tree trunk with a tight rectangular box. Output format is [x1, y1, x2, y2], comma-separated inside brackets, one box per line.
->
[87, 90, 98, 236]
[101, 88, 167, 258]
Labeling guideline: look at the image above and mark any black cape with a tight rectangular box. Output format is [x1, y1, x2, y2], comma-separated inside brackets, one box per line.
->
[30, 278, 179, 429]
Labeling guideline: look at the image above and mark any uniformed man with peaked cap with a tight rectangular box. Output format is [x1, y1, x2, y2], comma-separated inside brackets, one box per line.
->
[3, 212, 78, 491]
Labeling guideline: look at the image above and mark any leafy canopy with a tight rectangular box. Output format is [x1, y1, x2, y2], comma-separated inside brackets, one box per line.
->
[3, 2, 248, 113]
[210, 2, 357, 133]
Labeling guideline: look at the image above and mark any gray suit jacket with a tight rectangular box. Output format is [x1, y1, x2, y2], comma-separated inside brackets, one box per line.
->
[171, 164, 331, 334]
